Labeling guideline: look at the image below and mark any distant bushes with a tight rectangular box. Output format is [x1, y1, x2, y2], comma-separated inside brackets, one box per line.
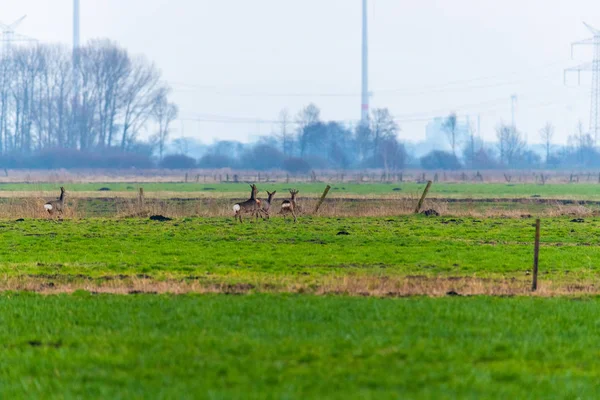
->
[420, 151, 462, 170]
[241, 144, 284, 170]
[283, 157, 311, 174]
[197, 154, 237, 169]
[0, 148, 154, 169]
[160, 154, 197, 169]
[0, 147, 320, 172]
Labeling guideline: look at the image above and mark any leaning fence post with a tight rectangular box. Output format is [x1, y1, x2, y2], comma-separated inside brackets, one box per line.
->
[138, 188, 145, 210]
[414, 180, 433, 214]
[532, 219, 541, 292]
[313, 185, 332, 214]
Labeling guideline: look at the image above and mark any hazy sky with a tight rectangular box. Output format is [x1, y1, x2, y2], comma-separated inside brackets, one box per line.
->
[4, 0, 600, 145]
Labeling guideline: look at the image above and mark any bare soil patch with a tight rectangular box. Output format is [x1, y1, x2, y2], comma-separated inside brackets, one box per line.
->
[4, 275, 600, 297]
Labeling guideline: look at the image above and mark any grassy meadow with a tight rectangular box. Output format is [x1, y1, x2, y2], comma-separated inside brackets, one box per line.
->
[0, 178, 599, 398]
[0, 215, 597, 295]
[2, 293, 600, 398]
[2, 181, 600, 200]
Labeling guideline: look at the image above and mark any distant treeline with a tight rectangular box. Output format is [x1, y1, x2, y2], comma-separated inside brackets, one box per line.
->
[173, 107, 600, 172]
[0, 39, 177, 165]
[0, 38, 596, 172]
[192, 105, 408, 172]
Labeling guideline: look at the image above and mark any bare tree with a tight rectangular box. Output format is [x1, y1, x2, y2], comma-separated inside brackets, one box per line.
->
[0, 40, 174, 157]
[296, 103, 321, 156]
[442, 112, 460, 156]
[87, 39, 131, 148]
[76, 43, 105, 149]
[369, 108, 400, 168]
[355, 123, 372, 162]
[0, 52, 14, 153]
[539, 122, 554, 164]
[496, 123, 525, 165]
[378, 137, 407, 171]
[370, 108, 398, 154]
[151, 90, 178, 161]
[172, 137, 191, 155]
[568, 120, 595, 165]
[119, 56, 163, 150]
[12, 46, 46, 153]
[462, 123, 482, 168]
[295, 103, 320, 128]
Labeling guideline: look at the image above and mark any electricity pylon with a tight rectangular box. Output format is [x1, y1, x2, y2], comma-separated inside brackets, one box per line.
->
[0, 15, 36, 57]
[565, 22, 600, 140]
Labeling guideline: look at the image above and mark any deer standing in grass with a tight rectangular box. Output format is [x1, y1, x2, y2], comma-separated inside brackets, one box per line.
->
[280, 189, 299, 222]
[44, 187, 66, 216]
[233, 184, 261, 223]
[259, 191, 276, 220]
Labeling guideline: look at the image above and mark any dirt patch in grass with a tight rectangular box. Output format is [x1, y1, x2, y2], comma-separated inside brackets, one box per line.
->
[1, 274, 599, 297]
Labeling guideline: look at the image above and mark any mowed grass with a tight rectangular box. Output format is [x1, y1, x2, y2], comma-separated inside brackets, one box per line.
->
[4, 181, 600, 200]
[2, 293, 600, 398]
[1, 216, 600, 281]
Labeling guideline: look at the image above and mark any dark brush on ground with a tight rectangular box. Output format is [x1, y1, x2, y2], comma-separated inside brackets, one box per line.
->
[150, 215, 172, 222]
[421, 209, 440, 217]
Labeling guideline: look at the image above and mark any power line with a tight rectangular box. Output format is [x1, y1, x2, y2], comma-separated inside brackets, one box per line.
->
[170, 83, 358, 98]
[178, 97, 563, 127]
[167, 60, 566, 99]
[376, 61, 565, 94]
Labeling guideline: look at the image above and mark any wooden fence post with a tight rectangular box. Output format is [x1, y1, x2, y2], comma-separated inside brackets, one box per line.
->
[414, 181, 433, 214]
[532, 219, 541, 292]
[313, 185, 332, 214]
[138, 188, 145, 210]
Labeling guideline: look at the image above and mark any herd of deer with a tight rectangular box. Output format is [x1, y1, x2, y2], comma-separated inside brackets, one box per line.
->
[41, 185, 299, 223]
[233, 184, 299, 223]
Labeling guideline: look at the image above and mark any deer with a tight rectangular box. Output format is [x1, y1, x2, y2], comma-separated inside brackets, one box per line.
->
[232, 184, 261, 223]
[280, 189, 299, 223]
[259, 190, 276, 220]
[44, 187, 66, 217]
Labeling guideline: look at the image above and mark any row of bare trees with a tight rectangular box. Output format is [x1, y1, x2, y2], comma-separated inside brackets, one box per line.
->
[274, 104, 405, 169]
[0, 40, 177, 157]
[437, 110, 600, 169]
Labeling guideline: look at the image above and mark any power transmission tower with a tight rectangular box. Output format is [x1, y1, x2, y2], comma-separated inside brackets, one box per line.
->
[73, 0, 80, 53]
[565, 22, 600, 141]
[361, 0, 369, 126]
[73, 1, 81, 107]
[0, 15, 36, 57]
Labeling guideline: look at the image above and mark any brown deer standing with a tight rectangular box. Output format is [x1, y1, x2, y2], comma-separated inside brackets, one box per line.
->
[259, 191, 276, 220]
[44, 187, 66, 216]
[233, 184, 261, 223]
[280, 189, 299, 223]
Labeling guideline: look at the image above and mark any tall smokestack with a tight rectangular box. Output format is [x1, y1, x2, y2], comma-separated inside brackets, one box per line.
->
[73, 0, 80, 54]
[361, 0, 369, 125]
[72, 0, 81, 128]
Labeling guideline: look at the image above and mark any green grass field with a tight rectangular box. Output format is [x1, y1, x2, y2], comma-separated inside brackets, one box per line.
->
[0, 216, 597, 286]
[2, 180, 599, 397]
[2, 293, 600, 399]
[4, 181, 600, 200]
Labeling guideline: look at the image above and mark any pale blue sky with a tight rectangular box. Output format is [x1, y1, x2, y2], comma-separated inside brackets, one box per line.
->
[4, 0, 600, 145]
